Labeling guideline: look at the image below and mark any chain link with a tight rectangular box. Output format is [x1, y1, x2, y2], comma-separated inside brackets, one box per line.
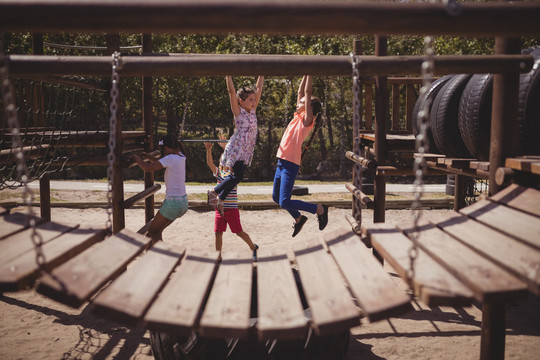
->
[1, 34, 46, 269]
[179, 80, 191, 135]
[106, 52, 122, 233]
[407, 35, 435, 289]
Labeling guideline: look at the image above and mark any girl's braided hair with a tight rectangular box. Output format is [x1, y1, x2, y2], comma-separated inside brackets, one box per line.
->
[301, 97, 324, 158]
[237, 86, 256, 101]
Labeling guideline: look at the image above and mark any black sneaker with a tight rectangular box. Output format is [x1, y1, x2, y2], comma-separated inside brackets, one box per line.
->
[252, 244, 259, 262]
[292, 215, 308, 237]
[317, 205, 329, 230]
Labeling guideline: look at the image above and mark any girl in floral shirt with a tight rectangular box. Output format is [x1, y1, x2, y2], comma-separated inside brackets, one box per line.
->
[208, 75, 264, 215]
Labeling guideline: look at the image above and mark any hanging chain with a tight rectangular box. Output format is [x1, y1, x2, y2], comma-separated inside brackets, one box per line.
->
[407, 35, 435, 288]
[284, 78, 291, 126]
[1, 34, 46, 269]
[351, 54, 361, 133]
[106, 51, 122, 234]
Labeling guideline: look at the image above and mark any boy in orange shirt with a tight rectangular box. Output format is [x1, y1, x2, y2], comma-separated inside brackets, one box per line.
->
[272, 75, 328, 237]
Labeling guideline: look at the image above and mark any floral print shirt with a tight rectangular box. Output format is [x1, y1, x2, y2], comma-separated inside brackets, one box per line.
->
[220, 107, 258, 167]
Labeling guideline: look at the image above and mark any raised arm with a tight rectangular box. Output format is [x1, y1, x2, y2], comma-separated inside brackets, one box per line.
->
[254, 75, 264, 108]
[226, 76, 241, 117]
[303, 75, 314, 127]
[204, 142, 217, 175]
[296, 75, 308, 105]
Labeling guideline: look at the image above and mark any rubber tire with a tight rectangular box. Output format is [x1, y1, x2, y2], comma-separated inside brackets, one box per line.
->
[149, 331, 228, 360]
[458, 74, 493, 161]
[430, 74, 473, 158]
[291, 185, 309, 196]
[412, 75, 453, 154]
[519, 47, 540, 155]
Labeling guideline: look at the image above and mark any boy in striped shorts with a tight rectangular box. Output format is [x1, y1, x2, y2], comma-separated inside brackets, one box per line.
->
[204, 142, 259, 261]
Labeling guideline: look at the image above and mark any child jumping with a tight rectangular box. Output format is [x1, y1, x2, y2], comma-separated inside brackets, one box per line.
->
[272, 75, 328, 237]
[208, 75, 264, 215]
[132, 135, 188, 243]
[204, 141, 259, 261]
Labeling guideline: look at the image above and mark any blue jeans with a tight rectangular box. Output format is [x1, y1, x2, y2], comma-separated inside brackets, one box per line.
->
[272, 159, 317, 219]
[214, 161, 245, 200]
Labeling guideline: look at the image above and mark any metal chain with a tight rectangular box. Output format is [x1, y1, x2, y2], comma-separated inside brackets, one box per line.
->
[284, 78, 291, 126]
[407, 35, 435, 288]
[351, 54, 361, 134]
[106, 51, 122, 233]
[179, 80, 191, 135]
[1, 34, 46, 269]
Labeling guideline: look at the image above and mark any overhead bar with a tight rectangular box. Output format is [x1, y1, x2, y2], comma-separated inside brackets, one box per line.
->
[0, 1, 539, 36]
[7, 54, 534, 77]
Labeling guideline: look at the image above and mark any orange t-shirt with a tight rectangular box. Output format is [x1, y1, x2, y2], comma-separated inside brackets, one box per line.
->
[276, 111, 314, 166]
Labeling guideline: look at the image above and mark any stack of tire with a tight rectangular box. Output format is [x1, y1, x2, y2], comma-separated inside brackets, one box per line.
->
[413, 47, 540, 160]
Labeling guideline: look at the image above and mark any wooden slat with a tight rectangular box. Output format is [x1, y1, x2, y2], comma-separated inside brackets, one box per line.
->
[489, 184, 540, 218]
[323, 228, 413, 321]
[293, 238, 360, 335]
[0, 206, 8, 216]
[91, 242, 185, 326]
[144, 249, 220, 335]
[470, 161, 490, 171]
[459, 199, 540, 251]
[198, 252, 253, 339]
[0, 212, 42, 240]
[505, 157, 540, 175]
[367, 223, 474, 306]
[37, 228, 152, 308]
[256, 250, 307, 340]
[397, 221, 528, 303]
[435, 212, 540, 295]
[0, 227, 107, 291]
[438, 158, 475, 167]
[0, 221, 77, 265]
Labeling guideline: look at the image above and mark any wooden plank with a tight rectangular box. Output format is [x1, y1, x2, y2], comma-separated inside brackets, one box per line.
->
[439, 158, 475, 167]
[37, 228, 151, 308]
[144, 249, 220, 335]
[435, 212, 540, 295]
[460, 199, 540, 251]
[0, 221, 77, 265]
[0, 227, 107, 291]
[91, 242, 185, 326]
[367, 223, 474, 306]
[198, 252, 253, 339]
[0, 206, 8, 216]
[470, 161, 490, 171]
[397, 221, 528, 303]
[0, 212, 42, 240]
[323, 227, 413, 321]
[489, 184, 540, 218]
[293, 237, 360, 335]
[256, 249, 307, 340]
[505, 157, 540, 175]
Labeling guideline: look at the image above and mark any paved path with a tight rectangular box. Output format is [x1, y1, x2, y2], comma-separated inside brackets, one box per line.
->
[27, 180, 447, 194]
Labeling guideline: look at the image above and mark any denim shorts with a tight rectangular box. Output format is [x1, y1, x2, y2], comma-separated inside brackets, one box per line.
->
[159, 195, 188, 221]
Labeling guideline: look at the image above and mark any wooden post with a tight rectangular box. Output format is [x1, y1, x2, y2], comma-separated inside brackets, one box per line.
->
[453, 174, 466, 211]
[489, 36, 521, 195]
[374, 35, 388, 225]
[480, 300, 506, 360]
[364, 84, 373, 130]
[352, 39, 363, 226]
[405, 84, 415, 132]
[107, 34, 125, 233]
[391, 83, 400, 130]
[142, 34, 155, 225]
[39, 173, 51, 222]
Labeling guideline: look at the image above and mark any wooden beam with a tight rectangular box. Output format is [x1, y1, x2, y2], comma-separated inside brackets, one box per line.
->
[1, 2, 539, 36]
[6, 54, 534, 77]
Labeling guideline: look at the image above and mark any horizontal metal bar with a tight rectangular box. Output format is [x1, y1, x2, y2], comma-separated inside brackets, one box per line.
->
[0, 1, 539, 36]
[7, 54, 534, 77]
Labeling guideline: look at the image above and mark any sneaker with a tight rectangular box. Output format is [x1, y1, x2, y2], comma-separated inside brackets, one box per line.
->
[252, 244, 259, 262]
[292, 215, 308, 237]
[317, 205, 329, 231]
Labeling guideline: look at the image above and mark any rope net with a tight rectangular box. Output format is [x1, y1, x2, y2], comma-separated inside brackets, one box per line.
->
[0, 78, 113, 190]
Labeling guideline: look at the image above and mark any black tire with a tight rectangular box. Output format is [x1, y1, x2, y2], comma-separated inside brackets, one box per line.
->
[458, 74, 493, 161]
[519, 48, 540, 155]
[149, 331, 229, 360]
[291, 185, 309, 196]
[412, 75, 453, 154]
[430, 74, 473, 158]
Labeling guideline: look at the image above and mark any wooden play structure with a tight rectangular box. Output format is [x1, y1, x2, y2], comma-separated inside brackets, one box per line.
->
[1, 1, 540, 359]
